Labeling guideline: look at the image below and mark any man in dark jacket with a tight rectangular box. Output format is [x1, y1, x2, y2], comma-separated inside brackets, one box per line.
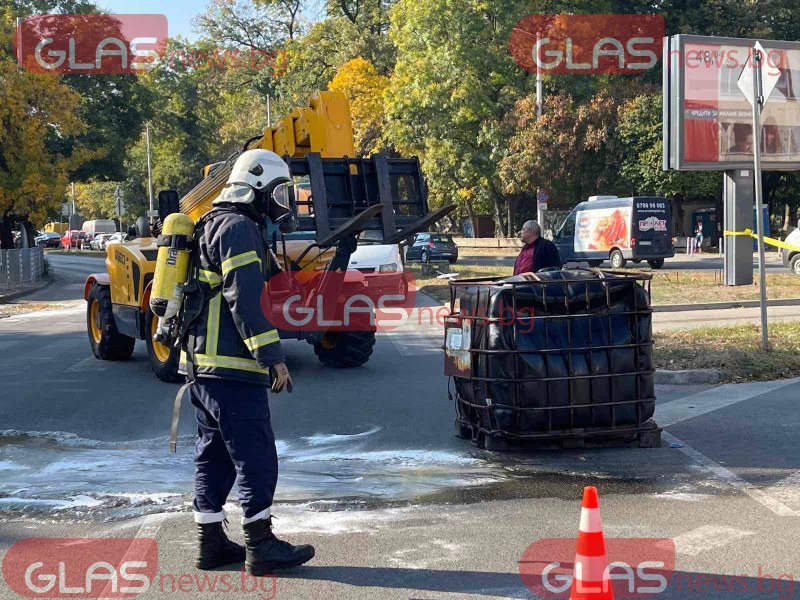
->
[181, 149, 314, 575]
[513, 220, 562, 275]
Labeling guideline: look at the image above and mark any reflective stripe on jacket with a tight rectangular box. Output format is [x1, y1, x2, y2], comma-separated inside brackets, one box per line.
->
[180, 205, 284, 385]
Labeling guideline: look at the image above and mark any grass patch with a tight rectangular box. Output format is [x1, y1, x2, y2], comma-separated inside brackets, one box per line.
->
[407, 263, 800, 307]
[655, 322, 800, 382]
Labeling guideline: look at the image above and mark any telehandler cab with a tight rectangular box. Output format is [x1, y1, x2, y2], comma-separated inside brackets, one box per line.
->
[84, 91, 454, 382]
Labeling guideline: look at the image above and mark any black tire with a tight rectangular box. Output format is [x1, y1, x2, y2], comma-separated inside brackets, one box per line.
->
[421, 250, 430, 263]
[647, 258, 665, 269]
[87, 284, 135, 360]
[791, 255, 800, 276]
[448, 257, 457, 265]
[314, 330, 376, 368]
[609, 249, 626, 269]
[145, 309, 182, 383]
[587, 260, 603, 268]
[632, 259, 642, 264]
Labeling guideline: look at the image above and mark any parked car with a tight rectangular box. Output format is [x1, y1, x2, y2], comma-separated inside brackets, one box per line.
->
[91, 233, 114, 250]
[104, 232, 126, 246]
[60, 230, 86, 249]
[553, 195, 675, 269]
[781, 227, 800, 275]
[35, 231, 61, 248]
[81, 234, 93, 250]
[405, 232, 459, 264]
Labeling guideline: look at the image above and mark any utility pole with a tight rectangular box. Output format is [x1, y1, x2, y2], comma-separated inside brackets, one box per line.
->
[267, 94, 272, 127]
[536, 33, 543, 118]
[750, 48, 769, 351]
[145, 124, 154, 213]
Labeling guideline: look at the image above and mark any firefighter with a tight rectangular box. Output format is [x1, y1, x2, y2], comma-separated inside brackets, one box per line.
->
[182, 149, 314, 574]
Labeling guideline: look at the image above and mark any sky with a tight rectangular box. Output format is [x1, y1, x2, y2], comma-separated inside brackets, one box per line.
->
[99, 0, 203, 40]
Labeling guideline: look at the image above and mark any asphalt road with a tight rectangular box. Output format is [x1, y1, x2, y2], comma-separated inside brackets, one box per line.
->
[457, 252, 790, 272]
[0, 253, 798, 599]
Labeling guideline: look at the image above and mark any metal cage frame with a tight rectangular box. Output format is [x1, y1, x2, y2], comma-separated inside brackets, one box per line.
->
[446, 269, 657, 443]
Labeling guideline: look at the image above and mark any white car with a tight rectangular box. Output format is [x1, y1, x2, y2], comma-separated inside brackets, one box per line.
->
[104, 232, 126, 247]
[91, 233, 114, 250]
[348, 232, 405, 295]
[781, 228, 800, 275]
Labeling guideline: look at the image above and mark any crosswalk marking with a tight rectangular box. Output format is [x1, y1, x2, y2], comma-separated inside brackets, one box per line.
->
[672, 525, 756, 556]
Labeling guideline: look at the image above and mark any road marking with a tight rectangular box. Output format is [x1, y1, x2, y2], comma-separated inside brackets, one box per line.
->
[65, 356, 109, 372]
[762, 470, 800, 512]
[657, 378, 799, 427]
[662, 431, 800, 517]
[672, 525, 756, 556]
[383, 327, 441, 356]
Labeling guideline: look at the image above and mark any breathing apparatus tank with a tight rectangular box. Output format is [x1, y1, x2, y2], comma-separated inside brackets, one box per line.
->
[150, 213, 195, 332]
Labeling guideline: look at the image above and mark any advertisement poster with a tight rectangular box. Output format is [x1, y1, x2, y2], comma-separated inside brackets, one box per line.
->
[682, 42, 800, 165]
[575, 207, 631, 252]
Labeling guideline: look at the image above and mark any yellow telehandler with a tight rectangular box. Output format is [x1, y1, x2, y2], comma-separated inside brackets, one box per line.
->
[84, 90, 454, 382]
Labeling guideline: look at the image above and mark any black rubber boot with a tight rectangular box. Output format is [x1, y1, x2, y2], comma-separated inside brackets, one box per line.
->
[243, 516, 315, 575]
[195, 521, 246, 570]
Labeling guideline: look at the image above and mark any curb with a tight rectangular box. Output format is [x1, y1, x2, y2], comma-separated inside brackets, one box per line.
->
[653, 297, 800, 312]
[0, 276, 54, 304]
[655, 368, 721, 385]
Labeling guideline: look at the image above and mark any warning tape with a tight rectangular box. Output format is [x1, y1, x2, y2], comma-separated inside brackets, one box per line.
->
[723, 229, 800, 253]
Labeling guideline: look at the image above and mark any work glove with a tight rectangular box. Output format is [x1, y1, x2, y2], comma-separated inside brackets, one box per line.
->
[270, 362, 293, 394]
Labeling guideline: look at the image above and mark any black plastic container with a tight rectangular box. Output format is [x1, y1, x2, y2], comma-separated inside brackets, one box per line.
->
[444, 269, 659, 449]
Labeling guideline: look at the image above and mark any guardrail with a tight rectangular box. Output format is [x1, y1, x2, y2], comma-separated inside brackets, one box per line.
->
[0, 248, 45, 288]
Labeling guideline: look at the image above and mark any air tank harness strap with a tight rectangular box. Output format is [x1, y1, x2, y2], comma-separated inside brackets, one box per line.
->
[723, 229, 800, 253]
[169, 382, 192, 453]
[156, 234, 191, 250]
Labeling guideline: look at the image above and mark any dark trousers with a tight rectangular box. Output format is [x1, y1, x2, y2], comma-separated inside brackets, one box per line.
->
[189, 378, 278, 520]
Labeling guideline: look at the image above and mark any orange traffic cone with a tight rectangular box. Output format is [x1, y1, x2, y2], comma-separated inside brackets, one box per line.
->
[569, 486, 614, 599]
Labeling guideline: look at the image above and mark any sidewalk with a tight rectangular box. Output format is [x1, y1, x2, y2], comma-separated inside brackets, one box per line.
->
[653, 303, 800, 332]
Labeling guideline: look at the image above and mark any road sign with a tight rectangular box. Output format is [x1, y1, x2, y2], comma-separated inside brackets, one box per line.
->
[537, 189, 549, 204]
[114, 186, 125, 217]
[736, 42, 771, 350]
[736, 41, 782, 110]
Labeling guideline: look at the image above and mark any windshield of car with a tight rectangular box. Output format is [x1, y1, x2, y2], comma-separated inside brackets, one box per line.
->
[358, 231, 385, 245]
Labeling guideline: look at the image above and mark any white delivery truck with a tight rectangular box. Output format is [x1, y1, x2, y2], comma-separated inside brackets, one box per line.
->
[81, 219, 117, 236]
[553, 196, 674, 269]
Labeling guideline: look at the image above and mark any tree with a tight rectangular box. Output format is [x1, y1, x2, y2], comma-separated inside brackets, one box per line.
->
[0, 21, 92, 247]
[74, 181, 122, 220]
[499, 92, 623, 210]
[385, 0, 536, 235]
[615, 93, 720, 235]
[329, 57, 388, 155]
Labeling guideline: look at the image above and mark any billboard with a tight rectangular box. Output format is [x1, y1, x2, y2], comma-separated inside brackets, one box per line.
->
[663, 35, 800, 171]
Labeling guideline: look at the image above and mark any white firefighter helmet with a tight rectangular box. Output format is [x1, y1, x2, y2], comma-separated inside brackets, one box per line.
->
[214, 149, 292, 207]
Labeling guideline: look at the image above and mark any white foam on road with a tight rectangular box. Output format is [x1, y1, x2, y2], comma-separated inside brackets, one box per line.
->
[302, 426, 382, 446]
[286, 449, 481, 466]
[0, 304, 83, 323]
[0, 460, 27, 471]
